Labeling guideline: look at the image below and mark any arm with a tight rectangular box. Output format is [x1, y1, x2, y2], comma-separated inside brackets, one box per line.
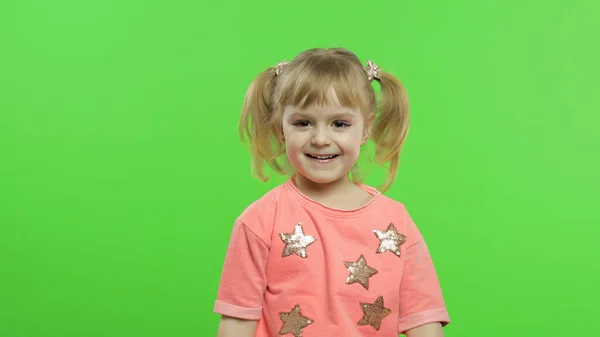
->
[397, 210, 450, 334]
[405, 322, 444, 337]
[217, 315, 258, 337]
[215, 220, 269, 336]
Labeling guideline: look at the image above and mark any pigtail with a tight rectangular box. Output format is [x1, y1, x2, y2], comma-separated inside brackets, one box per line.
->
[239, 66, 285, 181]
[371, 72, 410, 192]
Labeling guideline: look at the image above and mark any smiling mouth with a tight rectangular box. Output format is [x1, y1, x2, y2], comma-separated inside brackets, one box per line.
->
[306, 154, 339, 160]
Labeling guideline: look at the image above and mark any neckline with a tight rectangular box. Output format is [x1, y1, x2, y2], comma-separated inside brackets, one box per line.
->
[283, 177, 382, 218]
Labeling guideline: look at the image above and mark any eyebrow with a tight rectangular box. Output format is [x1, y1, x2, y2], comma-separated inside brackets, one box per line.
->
[289, 109, 357, 119]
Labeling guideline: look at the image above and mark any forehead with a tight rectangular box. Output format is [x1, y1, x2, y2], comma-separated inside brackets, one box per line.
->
[284, 104, 360, 119]
[283, 87, 363, 117]
[275, 62, 372, 115]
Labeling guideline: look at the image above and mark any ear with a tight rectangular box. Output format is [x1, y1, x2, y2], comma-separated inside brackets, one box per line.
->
[362, 112, 375, 144]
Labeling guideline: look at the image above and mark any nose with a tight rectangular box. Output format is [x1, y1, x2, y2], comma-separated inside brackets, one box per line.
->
[311, 126, 332, 147]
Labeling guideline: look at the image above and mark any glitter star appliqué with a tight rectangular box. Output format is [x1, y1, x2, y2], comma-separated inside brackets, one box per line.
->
[373, 223, 407, 257]
[279, 223, 316, 258]
[343, 254, 378, 290]
[278, 304, 314, 337]
[357, 296, 392, 331]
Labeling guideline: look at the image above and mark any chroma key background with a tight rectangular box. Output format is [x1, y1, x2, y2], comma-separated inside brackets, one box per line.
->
[1, 0, 598, 336]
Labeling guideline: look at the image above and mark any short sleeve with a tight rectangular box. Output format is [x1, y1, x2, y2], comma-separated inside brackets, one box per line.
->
[397, 228, 450, 333]
[214, 219, 269, 320]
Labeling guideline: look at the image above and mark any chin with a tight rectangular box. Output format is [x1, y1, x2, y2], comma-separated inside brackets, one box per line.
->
[297, 170, 348, 185]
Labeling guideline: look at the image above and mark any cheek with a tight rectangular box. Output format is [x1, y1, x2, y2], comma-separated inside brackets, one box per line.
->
[341, 130, 364, 149]
[282, 130, 306, 150]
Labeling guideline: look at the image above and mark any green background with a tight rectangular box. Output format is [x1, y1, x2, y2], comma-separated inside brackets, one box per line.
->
[1, 0, 598, 336]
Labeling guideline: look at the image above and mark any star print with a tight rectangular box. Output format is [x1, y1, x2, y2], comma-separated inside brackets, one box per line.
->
[279, 223, 316, 258]
[373, 223, 406, 257]
[357, 296, 392, 331]
[278, 304, 314, 337]
[343, 254, 378, 290]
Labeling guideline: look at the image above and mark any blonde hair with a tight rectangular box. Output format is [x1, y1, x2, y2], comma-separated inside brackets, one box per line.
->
[238, 48, 409, 192]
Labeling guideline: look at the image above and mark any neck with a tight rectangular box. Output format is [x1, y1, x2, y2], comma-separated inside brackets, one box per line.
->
[292, 174, 355, 198]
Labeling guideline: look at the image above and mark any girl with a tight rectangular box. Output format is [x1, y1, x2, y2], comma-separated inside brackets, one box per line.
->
[214, 48, 450, 337]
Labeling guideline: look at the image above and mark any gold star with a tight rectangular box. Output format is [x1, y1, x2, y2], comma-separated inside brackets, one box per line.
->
[278, 304, 314, 337]
[373, 223, 406, 257]
[357, 296, 392, 331]
[343, 254, 378, 290]
[279, 223, 316, 258]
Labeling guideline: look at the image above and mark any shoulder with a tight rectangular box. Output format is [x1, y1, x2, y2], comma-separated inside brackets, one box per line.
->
[235, 184, 286, 246]
[371, 192, 410, 218]
[238, 184, 283, 221]
[372, 193, 424, 247]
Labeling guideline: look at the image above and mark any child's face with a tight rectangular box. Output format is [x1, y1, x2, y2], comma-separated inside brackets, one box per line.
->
[281, 99, 369, 186]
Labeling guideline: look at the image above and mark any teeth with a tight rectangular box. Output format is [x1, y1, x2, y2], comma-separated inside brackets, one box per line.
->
[312, 155, 335, 159]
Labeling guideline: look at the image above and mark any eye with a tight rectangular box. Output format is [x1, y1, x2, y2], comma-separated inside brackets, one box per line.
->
[333, 121, 351, 128]
[292, 120, 311, 127]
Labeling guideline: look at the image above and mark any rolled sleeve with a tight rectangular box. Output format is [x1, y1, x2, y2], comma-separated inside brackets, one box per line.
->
[214, 220, 269, 320]
[397, 238, 450, 334]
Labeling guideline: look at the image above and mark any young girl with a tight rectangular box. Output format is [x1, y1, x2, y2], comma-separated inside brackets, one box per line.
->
[214, 48, 450, 337]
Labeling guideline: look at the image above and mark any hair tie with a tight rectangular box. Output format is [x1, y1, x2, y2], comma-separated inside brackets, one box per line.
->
[274, 59, 380, 80]
[274, 60, 288, 76]
[364, 60, 381, 82]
